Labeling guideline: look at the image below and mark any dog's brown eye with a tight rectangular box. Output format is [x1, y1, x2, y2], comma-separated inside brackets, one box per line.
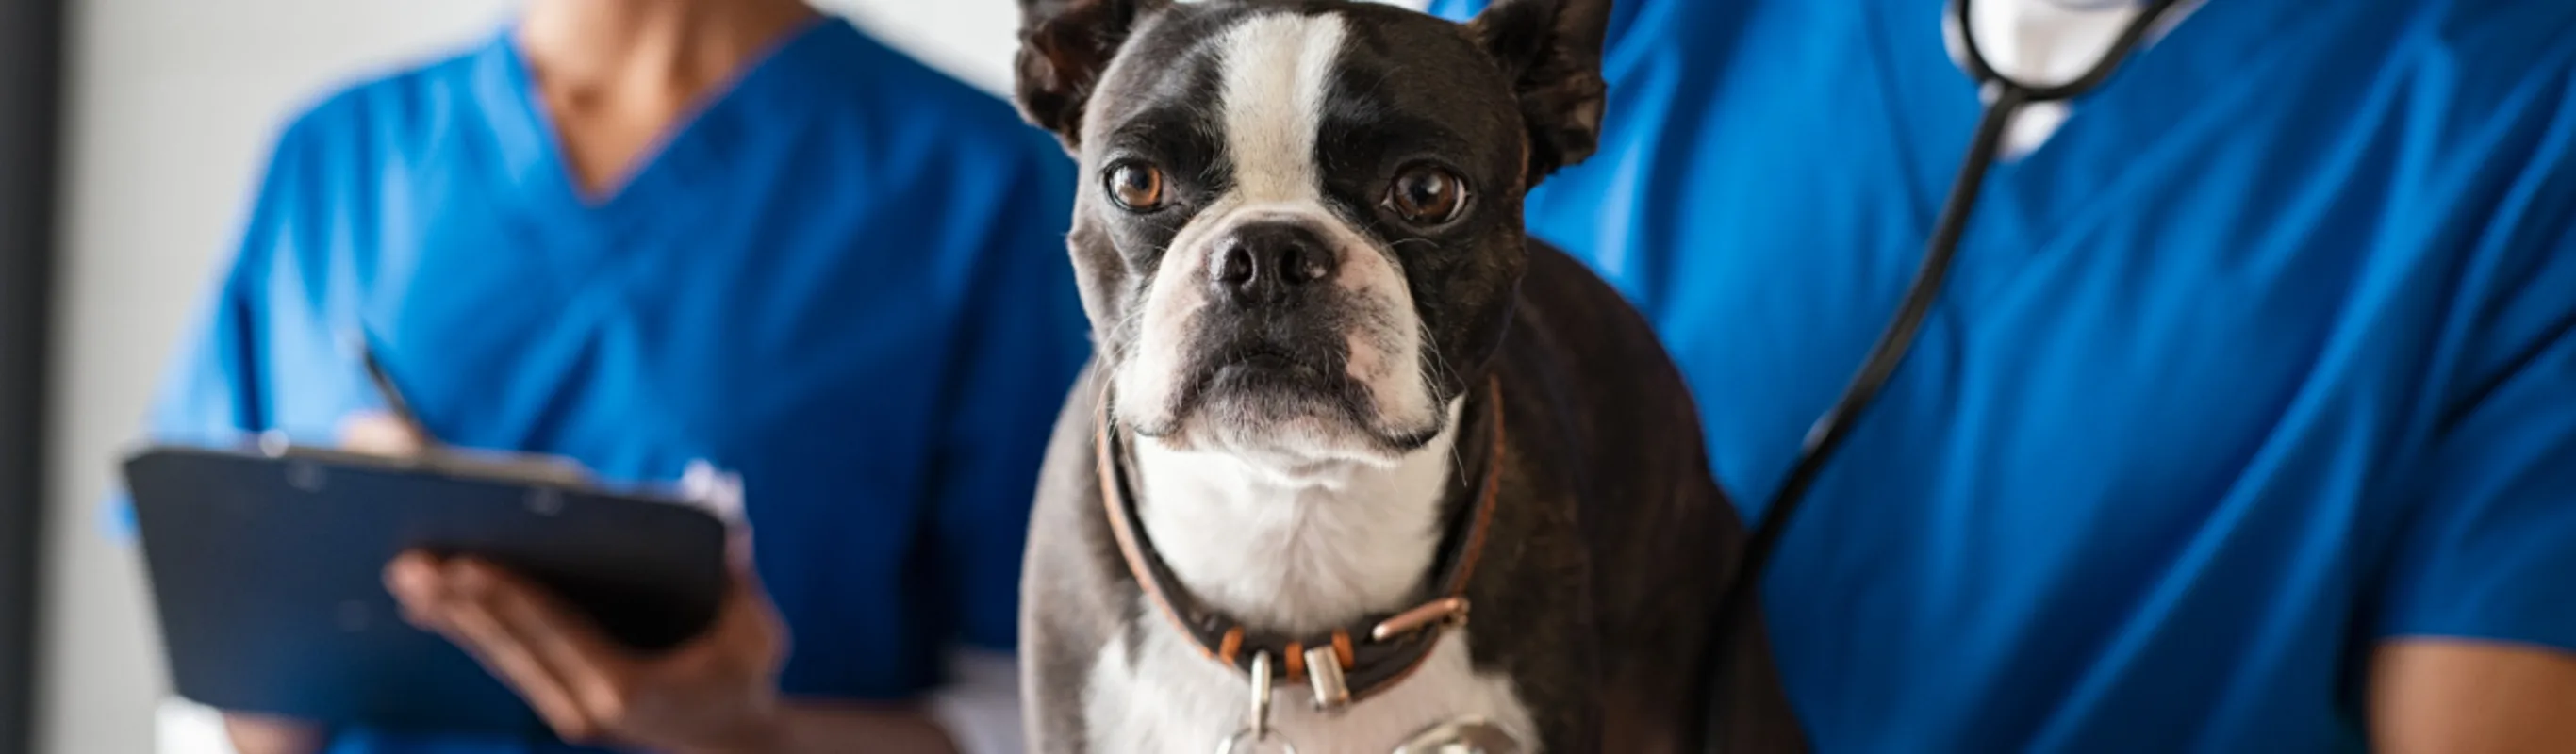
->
[1105, 161, 1165, 211]
[1386, 164, 1467, 225]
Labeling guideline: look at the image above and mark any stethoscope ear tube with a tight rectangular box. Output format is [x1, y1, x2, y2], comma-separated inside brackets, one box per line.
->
[1698, 0, 2193, 749]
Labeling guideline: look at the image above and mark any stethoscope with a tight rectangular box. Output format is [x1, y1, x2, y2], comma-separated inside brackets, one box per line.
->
[1702, 0, 2197, 748]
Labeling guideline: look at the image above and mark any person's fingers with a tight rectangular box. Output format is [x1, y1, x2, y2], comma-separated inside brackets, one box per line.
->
[711, 531, 788, 665]
[337, 411, 425, 456]
[221, 712, 325, 754]
[383, 551, 447, 626]
[448, 560, 639, 722]
[725, 528, 757, 577]
[722, 531, 768, 622]
[389, 557, 600, 742]
[438, 595, 604, 742]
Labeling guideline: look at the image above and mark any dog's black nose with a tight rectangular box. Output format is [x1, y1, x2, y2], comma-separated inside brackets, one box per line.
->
[1211, 222, 1335, 306]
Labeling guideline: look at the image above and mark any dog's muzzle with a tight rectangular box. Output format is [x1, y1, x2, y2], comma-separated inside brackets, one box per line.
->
[1209, 221, 1338, 309]
[1184, 219, 1358, 403]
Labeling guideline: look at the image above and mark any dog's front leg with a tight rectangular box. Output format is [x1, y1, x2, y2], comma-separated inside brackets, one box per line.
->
[1472, 547, 1606, 752]
[1018, 367, 1120, 754]
[1017, 549, 1096, 754]
[1527, 609, 1606, 754]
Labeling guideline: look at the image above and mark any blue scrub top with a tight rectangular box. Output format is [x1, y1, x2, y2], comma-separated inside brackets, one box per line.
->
[1430, 0, 2576, 750]
[141, 17, 1088, 753]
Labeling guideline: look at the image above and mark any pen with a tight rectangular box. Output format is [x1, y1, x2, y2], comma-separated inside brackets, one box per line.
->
[345, 328, 593, 485]
[353, 330, 439, 451]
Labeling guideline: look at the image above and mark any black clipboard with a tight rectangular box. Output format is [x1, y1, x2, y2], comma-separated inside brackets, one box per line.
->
[122, 442, 730, 737]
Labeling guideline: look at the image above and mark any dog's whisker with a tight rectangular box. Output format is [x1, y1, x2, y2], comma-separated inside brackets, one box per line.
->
[1414, 323, 1473, 475]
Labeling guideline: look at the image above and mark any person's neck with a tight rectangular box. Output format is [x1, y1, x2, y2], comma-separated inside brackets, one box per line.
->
[517, 0, 820, 102]
[512, 0, 820, 197]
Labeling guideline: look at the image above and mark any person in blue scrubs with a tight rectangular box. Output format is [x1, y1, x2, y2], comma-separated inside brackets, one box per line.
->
[1420, 0, 2576, 750]
[139, 1, 1087, 752]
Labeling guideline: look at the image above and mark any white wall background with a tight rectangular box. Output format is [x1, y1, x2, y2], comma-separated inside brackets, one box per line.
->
[37, 1, 1420, 753]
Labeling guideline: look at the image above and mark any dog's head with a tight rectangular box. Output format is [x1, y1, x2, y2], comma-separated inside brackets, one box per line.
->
[1016, 0, 1610, 471]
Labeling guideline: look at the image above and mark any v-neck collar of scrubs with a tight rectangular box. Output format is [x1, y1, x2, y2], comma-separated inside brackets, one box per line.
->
[1856, 0, 2308, 291]
[473, 15, 843, 224]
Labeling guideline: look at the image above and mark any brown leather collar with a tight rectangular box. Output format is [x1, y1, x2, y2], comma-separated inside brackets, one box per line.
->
[1093, 375, 1506, 709]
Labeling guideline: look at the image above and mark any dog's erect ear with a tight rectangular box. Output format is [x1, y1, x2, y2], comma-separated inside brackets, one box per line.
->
[1466, 0, 1613, 186]
[1016, 0, 1166, 151]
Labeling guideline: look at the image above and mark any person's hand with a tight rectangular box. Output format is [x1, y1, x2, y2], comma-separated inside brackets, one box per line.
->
[222, 712, 327, 754]
[336, 411, 427, 457]
[384, 540, 791, 754]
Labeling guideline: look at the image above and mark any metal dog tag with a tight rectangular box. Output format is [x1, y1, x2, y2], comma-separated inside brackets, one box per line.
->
[1216, 652, 1300, 754]
[1391, 716, 1522, 754]
[1217, 731, 1298, 754]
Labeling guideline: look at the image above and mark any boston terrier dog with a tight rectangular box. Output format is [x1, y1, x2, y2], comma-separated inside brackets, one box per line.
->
[1008, 1, 1808, 751]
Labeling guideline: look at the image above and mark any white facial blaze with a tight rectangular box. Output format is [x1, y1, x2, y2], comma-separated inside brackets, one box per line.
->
[1222, 14, 1341, 203]
[1114, 11, 1440, 462]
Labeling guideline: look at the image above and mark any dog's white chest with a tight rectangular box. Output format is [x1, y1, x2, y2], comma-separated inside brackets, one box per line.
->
[1085, 621, 1537, 753]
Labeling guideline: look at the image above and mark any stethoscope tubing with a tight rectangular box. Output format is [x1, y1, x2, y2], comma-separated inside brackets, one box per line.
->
[1700, 0, 2194, 748]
